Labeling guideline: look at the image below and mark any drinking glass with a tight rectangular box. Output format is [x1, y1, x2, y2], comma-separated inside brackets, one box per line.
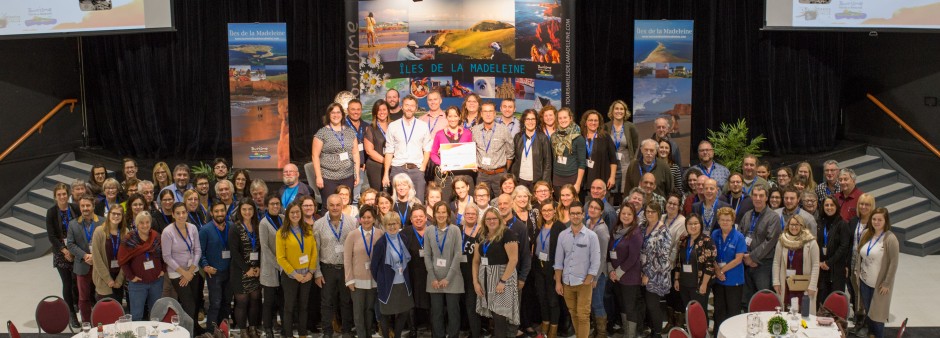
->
[81, 322, 92, 338]
[137, 326, 148, 338]
[789, 315, 801, 335]
[746, 313, 760, 337]
[170, 315, 179, 332]
[149, 316, 160, 335]
[771, 322, 782, 336]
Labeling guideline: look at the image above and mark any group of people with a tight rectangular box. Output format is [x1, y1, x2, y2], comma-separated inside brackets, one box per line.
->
[46, 93, 899, 338]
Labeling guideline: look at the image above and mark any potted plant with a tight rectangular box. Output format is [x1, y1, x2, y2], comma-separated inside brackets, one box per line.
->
[707, 118, 766, 172]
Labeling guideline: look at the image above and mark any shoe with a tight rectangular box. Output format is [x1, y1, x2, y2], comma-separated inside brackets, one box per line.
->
[547, 325, 558, 338]
[538, 322, 549, 338]
[265, 328, 275, 338]
[595, 316, 608, 338]
[70, 313, 81, 329]
[855, 326, 868, 338]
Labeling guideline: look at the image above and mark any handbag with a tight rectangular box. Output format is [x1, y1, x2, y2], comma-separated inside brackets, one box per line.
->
[786, 274, 810, 291]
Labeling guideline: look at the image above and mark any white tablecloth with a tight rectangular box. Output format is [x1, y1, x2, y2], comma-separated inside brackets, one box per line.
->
[717, 311, 841, 338]
[71, 321, 190, 338]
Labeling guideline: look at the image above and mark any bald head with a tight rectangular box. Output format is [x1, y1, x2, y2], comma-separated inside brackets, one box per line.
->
[703, 178, 718, 201]
[641, 173, 657, 194]
[327, 194, 343, 218]
[590, 179, 607, 199]
[497, 193, 513, 217]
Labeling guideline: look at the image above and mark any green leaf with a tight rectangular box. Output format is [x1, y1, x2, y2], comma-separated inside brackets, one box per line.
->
[706, 118, 766, 172]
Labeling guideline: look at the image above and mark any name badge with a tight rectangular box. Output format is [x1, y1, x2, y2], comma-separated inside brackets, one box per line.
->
[786, 269, 796, 277]
[143, 260, 155, 270]
[822, 248, 827, 256]
[745, 237, 753, 246]
[617, 153, 623, 161]
[539, 252, 549, 261]
[334, 246, 343, 254]
[88, 245, 93, 252]
[299, 255, 309, 265]
[339, 152, 350, 161]
[419, 249, 426, 257]
[436, 258, 447, 267]
[358, 144, 364, 152]
[250, 252, 259, 261]
[481, 257, 489, 266]
[609, 251, 618, 260]
[718, 262, 727, 268]
[557, 156, 567, 165]
[110, 260, 119, 268]
[586, 160, 595, 168]
[365, 262, 370, 270]
[187, 259, 193, 267]
[683, 264, 692, 273]
[482, 157, 493, 166]
[222, 250, 231, 259]
[640, 254, 647, 264]
[460, 255, 468, 263]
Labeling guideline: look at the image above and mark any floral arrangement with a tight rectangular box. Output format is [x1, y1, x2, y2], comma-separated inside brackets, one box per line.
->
[359, 54, 392, 96]
[767, 315, 789, 335]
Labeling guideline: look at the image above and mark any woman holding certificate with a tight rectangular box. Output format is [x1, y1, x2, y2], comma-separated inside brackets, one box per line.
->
[429, 106, 474, 202]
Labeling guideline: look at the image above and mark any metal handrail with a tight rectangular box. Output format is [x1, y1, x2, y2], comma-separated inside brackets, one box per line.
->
[866, 93, 940, 159]
[0, 99, 79, 162]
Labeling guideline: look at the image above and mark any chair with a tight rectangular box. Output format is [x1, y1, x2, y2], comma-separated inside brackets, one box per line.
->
[162, 307, 178, 323]
[749, 289, 784, 312]
[91, 297, 125, 325]
[219, 320, 230, 338]
[896, 318, 908, 338]
[151, 297, 194, 334]
[822, 291, 850, 320]
[36, 295, 73, 334]
[685, 300, 708, 338]
[8, 320, 21, 338]
[303, 162, 322, 205]
[668, 327, 692, 338]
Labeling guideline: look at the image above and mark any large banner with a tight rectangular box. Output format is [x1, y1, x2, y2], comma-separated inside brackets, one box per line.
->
[345, 0, 576, 120]
[633, 20, 693, 167]
[228, 23, 290, 169]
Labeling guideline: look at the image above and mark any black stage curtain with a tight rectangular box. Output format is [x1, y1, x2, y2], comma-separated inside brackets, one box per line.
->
[81, 0, 841, 162]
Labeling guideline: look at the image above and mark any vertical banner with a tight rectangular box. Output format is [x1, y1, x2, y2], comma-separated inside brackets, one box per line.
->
[345, 0, 575, 121]
[633, 20, 693, 167]
[228, 23, 290, 169]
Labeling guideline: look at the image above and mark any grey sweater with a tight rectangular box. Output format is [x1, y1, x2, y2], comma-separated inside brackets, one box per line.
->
[423, 224, 465, 293]
[587, 219, 610, 275]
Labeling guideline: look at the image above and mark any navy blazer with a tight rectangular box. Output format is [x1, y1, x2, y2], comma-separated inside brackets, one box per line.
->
[690, 199, 732, 233]
[371, 234, 413, 305]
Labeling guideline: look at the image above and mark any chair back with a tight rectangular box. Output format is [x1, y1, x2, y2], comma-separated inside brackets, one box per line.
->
[685, 300, 708, 338]
[822, 291, 849, 320]
[668, 327, 692, 338]
[36, 295, 72, 334]
[7, 320, 21, 338]
[302, 162, 322, 205]
[897, 318, 908, 338]
[91, 297, 125, 325]
[749, 289, 783, 312]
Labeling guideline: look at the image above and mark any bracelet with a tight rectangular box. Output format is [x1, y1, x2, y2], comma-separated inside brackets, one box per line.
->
[498, 279, 507, 284]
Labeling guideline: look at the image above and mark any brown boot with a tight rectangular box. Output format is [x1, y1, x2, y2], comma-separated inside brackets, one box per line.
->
[539, 322, 549, 338]
[595, 316, 608, 338]
[548, 324, 558, 338]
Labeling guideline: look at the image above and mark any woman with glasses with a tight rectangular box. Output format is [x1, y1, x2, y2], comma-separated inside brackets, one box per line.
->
[639, 202, 670, 337]
[606, 100, 639, 205]
[119, 212, 165, 320]
[372, 213, 415, 338]
[312, 103, 361, 210]
[609, 204, 643, 338]
[345, 205, 384, 338]
[532, 201, 564, 338]
[424, 202, 465, 338]
[161, 202, 202, 330]
[260, 195, 284, 338]
[473, 207, 520, 337]
[511, 109, 553, 190]
[276, 201, 318, 338]
[92, 205, 128, 302]
[95, 178, 123, 217]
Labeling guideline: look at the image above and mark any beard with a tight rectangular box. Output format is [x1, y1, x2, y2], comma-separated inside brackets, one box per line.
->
[283, 177, 297, 186]
[387, 101, 399, 110]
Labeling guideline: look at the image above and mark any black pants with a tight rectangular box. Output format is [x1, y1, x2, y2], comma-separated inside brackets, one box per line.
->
[262, 284, 283, 330]
[644, 290, 664, 335]
[679, 285, 709, 316]
[430, 293, 460, 338]
[461, 284, 482, 338]
[817, 268, 846, 308]
[171, 277, 200, 322]
[712, 284, 743, 332]
[618, 284, 642, 323]
[234, 289, 261, 329]
[494, 314, 518, 338]
[57, 267, 79, 314]
[320, 264, 353, 336]
[382, 311, 410, 338]
[281, 274, 312, 336]
[534, 267, 560, 324]
[307, 279, 322, 332]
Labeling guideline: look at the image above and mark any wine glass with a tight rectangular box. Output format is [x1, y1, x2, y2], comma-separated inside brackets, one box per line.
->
[789, 315, 802, 335]
[771, 323, 782, 336]
[746, 314, 760, 337]
[150, 316, 161, 335]
[170, 315, 179, 332]
[81, 322, 92, 338]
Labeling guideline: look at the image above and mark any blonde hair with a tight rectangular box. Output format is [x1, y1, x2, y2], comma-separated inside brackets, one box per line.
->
[152, 162, 172, 188]
[857, 193, 876, 223]
[510, 186, 532, 212]
[478, 207, 507, 243]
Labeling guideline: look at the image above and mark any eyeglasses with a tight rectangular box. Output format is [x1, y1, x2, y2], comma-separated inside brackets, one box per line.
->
[214, 165, 227, 169]
[484, 217, 500, 222]
[698, 148, 714, 153]
[283, 170, 298, 174]
[569, 211, 584, 215]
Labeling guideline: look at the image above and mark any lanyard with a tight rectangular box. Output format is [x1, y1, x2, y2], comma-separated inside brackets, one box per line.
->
[749, 211, 761, 235]
[856, 221, 864, 244]
[361, 228, 374, 257]
[225, 203, 237, 222]
[482, 127, 495, 154]
[214, 223, 229, 248]
[396, 203, 409, 226]
[866, 232, 885, 256]
[639, 160, 654, 176]
[780, 208, 802, 230]
[717, 230, 734, 262]
[426, 114, 441, 133]
[507, 215, 517, 231]
[387, 233, 404, 266]
[161, 212, 172, 225]
[589, 218, 601, 231]
[346, 117, 363, 141]
[109, 234, 120, 259]
[685, 237, 694, 264]
[104, 199, 112, 215]
[523, 134, 534, 158]
[243, 224, 257, 251]
[61, 207, 73, 232]
[823, 225, 829, 247]
[544, 127, 552, 142]
[82, 220, 94, 243]
[702, 199, 719, 229]
[539, 227, 551, 251]
[612, 125, 624, 151]
[435, 227, 448, 255]
[413, 227, 425, 247]
[174, 224, 193, 255]
[401, 119, 417, 150]
[266, 213, 281, 231]
[482, 239, 492, 257]
[787, 249, 796, 268]
[699, 163, 714, 178]
[728, 194, 742, 215]
[378, 123, 388, 140]
[462, 223, 478, 248]
[743, 178, 756, 196]
[586, 133, 596, 158]
[327, 214, 344, 242]
[290, 226, 305, 253]
[332, 126, 347, 150]
[188, 212, 200, 226]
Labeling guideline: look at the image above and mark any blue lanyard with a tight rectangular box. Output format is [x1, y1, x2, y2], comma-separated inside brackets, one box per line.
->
[612, 125, 623, 151]
[699, 163, 714, 178]
[866, 232, 885, 257]
[462, 223, 477, 248]
[104, 199, 112, 214]
[540, 228, 551, 251]
[266, 213, 281, 231]
[639, 160, 654, 176]
[225, 203, 237, 222]
[174, 224, 193, 255]
[332, 126, 347, 150]
[787, 249, 796, 268]
[780, 208, 801, 230]
[109, 234, 120, 259]
[728, 194, 742, 215]
[61, 208, 73, 232]
[426, 114, 441, 133]
[346, 117, 363, 141]
[378, 123, 388, 140]
[361, 228, 374, 257]
[825, 185, 833, 197]
[685, 237, 694, 263]
[717, 230, 734, 262]
[435, 227, 448, 255]
[586, 133, 596, 158]
[161, 212, 171, 225]
[743, 178, 756, 196]
[749, 211, 761, 235]
[214, 223, 229, 249]
[413, 227, 425, 247]
[396, 203, 409, 226]
[482, 239, 492, 257]
[401, 119, 417, 150]
[702, 199, 719, 229]
[856, 222, 864, 244]
[589, 218, 601, 231]
[544, 127, 552, 142]
[243, 224, 257, 251]
[507, 215, 517, 231]
[823, 225, 829, 247]
[82, 220, 95, 243]
[483, 127, 495, 154]
[387, 233, 404, 266]
[327, 214, 344, 242]
[290, 226, 305, 253]
[188, 212, 200, 225]
[523, 134, 534, 158]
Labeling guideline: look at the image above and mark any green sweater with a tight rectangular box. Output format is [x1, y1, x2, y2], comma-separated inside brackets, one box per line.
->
[553, 135, 587, 176]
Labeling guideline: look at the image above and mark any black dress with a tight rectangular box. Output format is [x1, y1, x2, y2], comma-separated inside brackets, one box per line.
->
[401, 225, 430, 309]
[581, 134, 617, 193]
[230, 222, 261, 294]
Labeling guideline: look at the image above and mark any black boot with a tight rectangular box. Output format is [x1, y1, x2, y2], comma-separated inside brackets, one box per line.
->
[70, 312, 81, 329]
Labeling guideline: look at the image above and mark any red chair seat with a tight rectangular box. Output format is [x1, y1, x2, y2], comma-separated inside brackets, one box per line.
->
[36, 295, 72, 334]
[686, 300, 708, 338]
[162, 307, 178, 323]
[91, 297, 125, 325]
[822, 291, 849, 320]
[749, 289, 783, 312]
[8, 320, 21, 338]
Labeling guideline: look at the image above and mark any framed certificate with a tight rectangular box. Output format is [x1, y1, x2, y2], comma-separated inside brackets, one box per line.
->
[440, 142, 477, 171]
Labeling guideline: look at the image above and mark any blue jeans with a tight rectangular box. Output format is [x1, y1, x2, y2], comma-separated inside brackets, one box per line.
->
[591, 274, 607, 316]
[206, 270, 233, 329]
[859, 282, 885, 338]
[354, 167, 366, 204]
[128, 277, 164, 321]
[744, 258, 773, 308]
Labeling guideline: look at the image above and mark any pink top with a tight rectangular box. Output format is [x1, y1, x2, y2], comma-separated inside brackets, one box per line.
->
[430, 127, 473, 165]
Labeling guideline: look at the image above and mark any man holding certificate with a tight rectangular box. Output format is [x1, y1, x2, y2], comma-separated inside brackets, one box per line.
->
[472, 102, 515, 195]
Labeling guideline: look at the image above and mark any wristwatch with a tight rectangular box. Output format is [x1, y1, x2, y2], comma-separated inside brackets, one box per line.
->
[498, 279, 507, 285]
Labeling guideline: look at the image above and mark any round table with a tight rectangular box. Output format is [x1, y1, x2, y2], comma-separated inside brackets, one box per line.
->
[717, 311, 842, 338]
[71, 321, 190, 338]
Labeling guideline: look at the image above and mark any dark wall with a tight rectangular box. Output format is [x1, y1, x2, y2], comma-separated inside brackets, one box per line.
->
[842, 32, 940, 196]
[0, 38, 84, 206]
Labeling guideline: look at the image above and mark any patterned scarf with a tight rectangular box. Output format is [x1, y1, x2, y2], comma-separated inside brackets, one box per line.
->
[118, 229, 162, 265]
[551, 123, 582, 157]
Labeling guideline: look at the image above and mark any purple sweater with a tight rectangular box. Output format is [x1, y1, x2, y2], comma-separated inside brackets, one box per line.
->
[610, 229, 644, 286]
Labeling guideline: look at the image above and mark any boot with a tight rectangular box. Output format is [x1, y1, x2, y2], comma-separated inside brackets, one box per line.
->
[622, 315, 637, 338]
[674, 310, 686, 329]
[547, 325, 558, 338]
[595, 316, 608, 338]
[538, 322, 549, 338]
[70, 312, 81, 329]
[264, 328, 275, 338]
